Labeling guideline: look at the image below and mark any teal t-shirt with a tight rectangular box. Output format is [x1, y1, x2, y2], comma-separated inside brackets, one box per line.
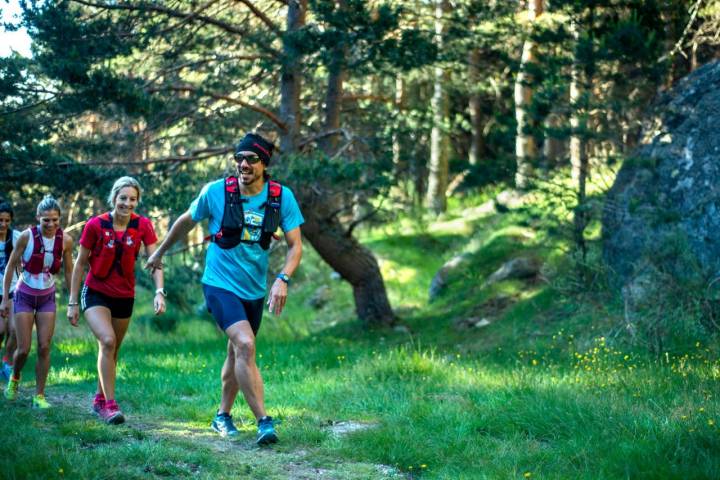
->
[189, 179, 304, 300]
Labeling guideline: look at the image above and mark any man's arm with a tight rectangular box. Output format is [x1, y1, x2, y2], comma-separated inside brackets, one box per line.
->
[145, 211, 198, 272]
[267, 227, 303, 316]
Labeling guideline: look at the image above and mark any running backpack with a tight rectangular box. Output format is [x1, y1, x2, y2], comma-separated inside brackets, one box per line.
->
[208, 178, 282, 250]
[88, 213, 141, 280]
[23, 226, 63, 275]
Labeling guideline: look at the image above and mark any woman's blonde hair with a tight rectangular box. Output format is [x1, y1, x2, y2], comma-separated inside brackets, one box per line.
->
[36, 194, 62, 216]
[108, 176, 142, 207]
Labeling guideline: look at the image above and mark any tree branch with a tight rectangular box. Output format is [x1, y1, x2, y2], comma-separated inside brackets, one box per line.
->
[152, 84, 287, 132]
[232, 0, 281, 34]
[70, 0, 281, 56]
[56, 146, 233, 167]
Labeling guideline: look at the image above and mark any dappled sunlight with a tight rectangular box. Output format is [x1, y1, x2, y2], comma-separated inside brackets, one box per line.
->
[378, 258, 419, 285]
[56, 339, 96, 357]
[51, 366, 94, 384]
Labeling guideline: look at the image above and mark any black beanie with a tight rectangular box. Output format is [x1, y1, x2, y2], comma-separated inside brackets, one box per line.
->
[234, 133, 274, 165]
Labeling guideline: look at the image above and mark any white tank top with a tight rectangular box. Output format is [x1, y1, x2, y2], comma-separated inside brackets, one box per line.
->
[20, 229, 59, 290]
[0, 230, 20, 293]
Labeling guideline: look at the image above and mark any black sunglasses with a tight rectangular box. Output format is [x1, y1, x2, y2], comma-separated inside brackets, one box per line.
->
[234, 153, 262, 164]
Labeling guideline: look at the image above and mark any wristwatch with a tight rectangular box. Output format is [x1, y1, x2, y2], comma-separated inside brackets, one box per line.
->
[276, 273, 291, 284]
[155, 288, 167, 297]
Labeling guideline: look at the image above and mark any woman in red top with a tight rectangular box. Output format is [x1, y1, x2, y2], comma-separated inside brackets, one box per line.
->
[68, 176, 166, 424]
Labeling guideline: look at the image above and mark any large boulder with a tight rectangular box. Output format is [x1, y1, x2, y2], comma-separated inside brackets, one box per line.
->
[603, 60, 720, 292]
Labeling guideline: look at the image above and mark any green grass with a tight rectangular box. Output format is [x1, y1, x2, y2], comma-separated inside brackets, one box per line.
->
[1, 179, 719, 479]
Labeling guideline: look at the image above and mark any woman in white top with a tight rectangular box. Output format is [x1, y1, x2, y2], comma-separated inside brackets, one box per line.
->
[0, 195, 73, 408]
[0, 201, 21, 380]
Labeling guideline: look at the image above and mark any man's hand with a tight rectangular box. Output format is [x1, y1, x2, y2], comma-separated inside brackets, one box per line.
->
[67, 305, 80, 327]
[267, 279, 288, 315]
[145, 251, 164, 273]
[154, 293, 166, 316]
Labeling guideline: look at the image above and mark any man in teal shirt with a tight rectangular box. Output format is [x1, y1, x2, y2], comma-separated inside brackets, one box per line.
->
[147, 133, 303, 444]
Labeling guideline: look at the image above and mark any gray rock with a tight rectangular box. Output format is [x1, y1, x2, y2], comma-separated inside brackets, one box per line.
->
[483, 256, 542, 287]
[429, 253, 470, 302]
[393, 325, 411, 334]
[494, 189, 525, 212]
[307, 285, 331, 309]
[603, 60, 720, 292]
[454, 317, 492, 330]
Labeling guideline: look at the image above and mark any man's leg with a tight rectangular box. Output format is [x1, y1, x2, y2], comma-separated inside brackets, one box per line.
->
[218, 339, 240, 414]
[222, 320, 266, 419]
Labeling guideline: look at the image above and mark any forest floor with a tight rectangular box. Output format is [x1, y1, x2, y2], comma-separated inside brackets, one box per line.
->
[1, 178, 718, 479]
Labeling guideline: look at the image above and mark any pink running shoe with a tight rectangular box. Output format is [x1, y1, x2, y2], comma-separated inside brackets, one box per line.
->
[92, 393, 106, 415]
[99, 399, 125, 425]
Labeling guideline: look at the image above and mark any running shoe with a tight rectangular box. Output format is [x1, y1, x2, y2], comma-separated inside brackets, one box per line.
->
[211, 412, 239, 437]
[256, 416, 278, 445]
[32, 394, 51, 409]
[0, 363, 9, 382]
[99, 400, 125, 425]
[92, 393, 106, 415]
[4, 378, 18, 400]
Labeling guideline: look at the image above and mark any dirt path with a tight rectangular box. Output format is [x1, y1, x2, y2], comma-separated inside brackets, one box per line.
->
[52, 392, 402, 480]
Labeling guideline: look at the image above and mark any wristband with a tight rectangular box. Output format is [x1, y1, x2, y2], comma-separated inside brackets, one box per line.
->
[155, 288, 167, 297]
[277, 273, 291, 284]
[68, 302, 79, 307]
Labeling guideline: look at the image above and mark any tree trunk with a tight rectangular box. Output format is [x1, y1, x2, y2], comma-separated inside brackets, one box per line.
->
[279, 0, 395, 326]
[468, 49, 484, 166]
[425, 0, 450, 214]
[301, 210, 395, 326]
[279, 0, 306, 153]
[393, 74, 407, 193]
[570, 16, 591, 260]
[514, 0, 543, 189]
[543, 112, 565, 167]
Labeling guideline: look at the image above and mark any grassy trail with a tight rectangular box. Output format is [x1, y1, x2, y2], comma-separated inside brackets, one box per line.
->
[1, 188, 718, 479]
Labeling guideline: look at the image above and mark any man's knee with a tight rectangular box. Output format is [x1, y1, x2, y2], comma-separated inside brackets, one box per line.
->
[231, 337, 256, 362]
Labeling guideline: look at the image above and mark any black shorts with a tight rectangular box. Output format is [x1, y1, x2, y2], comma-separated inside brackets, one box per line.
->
[81, 285, 135, 319]
[202, 284, 264, 335]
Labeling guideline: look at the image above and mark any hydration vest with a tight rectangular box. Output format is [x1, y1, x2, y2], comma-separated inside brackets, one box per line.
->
[89, 213, 141, 280]
[208, 178, 282, 250]
[23, 226, 63, 275]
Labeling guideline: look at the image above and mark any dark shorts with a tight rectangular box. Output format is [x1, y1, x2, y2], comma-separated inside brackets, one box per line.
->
[81, 285, 135, 319]
[202, 284, 264, 335]
[14, 288, 55, 314]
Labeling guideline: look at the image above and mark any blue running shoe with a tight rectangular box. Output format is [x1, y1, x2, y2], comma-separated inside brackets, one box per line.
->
[211, 412, 239, 437]
[0, 363, 9, 382]
[256, 416, 278, 445]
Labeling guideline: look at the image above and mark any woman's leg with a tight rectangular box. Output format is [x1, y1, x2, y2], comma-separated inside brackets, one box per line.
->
[4, 300, 16, 366]
[11, 312, 34, 379]
[109, 316, 131, 396]
[84, 306, 119, 400]
[34, 311, 56, 396]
